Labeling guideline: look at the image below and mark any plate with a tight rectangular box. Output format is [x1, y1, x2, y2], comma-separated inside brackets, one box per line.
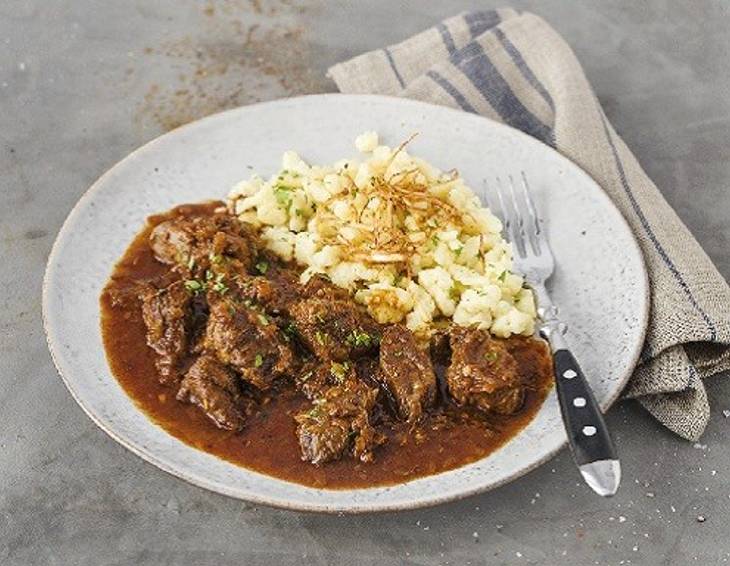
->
[43, 94, 649, 512]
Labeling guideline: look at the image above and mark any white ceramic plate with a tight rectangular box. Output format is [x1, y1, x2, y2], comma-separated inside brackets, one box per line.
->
[43, 94, 649, 513]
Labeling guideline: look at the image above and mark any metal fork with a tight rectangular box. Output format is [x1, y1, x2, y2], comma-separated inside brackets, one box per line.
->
[487, 172, 621, 497]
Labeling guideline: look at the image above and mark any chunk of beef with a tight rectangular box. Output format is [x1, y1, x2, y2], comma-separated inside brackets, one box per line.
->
[353, 356, 398, 414]
[203, 296, 294, 390]
[235, 270, 301, 316]
[446, 327, 524, 415]
[302, 274, 351, 301]
[150, 213, 259, 274]
[139, 281, 191, 385]
[149, 220, 194, 266]
[295, 378, 383, 464]
[294, 362, 329, 400]
[378, 325, 436, 423]
[232, 272, 351, 320]
[176, 355, 250, 431]
[186, 293, 210, 354]
[294, 360, 357, 401]
[289, 297, 381, 361]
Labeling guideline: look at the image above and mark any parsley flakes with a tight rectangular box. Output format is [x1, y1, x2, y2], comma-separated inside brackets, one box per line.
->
[314, 330, 328, 345]
[330, 362, 350, 383]
[273, 185, 294, 208]
[184, 279, 205, 294]
[347, 329, 373, 348]
[484, 351, 499, 363]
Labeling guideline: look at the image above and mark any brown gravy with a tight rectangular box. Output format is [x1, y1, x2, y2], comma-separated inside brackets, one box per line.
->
[100, 203, 554, 489]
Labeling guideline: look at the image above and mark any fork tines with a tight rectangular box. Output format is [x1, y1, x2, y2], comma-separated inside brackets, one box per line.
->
[487, 172, 548, 260]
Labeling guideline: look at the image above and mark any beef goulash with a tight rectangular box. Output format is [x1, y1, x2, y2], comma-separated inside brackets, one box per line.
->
[102, 203, 553, 488]
[101, 132, 553, 488]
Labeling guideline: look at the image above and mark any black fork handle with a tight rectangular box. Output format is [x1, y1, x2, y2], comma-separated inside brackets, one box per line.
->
[538, 300, 621, 496]
[553, 348, 617, 465]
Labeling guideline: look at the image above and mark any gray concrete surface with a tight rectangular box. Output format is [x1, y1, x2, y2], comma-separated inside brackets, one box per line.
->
[2, 1, 729, 564]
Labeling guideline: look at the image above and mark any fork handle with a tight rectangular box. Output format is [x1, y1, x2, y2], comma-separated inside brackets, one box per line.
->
[551, 346, 621, 496]
[533, 283, 621, 497]
[553, 349, 616, 462]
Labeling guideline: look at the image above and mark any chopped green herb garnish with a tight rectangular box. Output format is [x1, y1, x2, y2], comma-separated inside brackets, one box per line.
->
[453, 245, 463, 257]
[257, 313, 270, 326]
[209, 253, 223, 264]
[347, 329, 373, 348]
[211, 272, 224, 284]
[449, 286, 460, 300]
[314, 330, 328, 345]
[498, 270, 507, 282]
[306, 407, 321, 419]
[283, 322, 298, 338]
[184, 279, 205, 294]
[273, 185, 294, 208]
[484, 351, 499, 363]
[212, 280, 229, 295]
[254, 353, 264, 368]
[330, 362, 350, 383]
[255, 260, 269, 275]
[205, 269, 214, 281]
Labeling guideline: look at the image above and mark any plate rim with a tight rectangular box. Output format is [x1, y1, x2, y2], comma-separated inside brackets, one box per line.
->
[42, 93, 650, 513]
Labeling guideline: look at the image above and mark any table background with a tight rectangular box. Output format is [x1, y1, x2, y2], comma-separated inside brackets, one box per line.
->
[2, 1, 729, 564]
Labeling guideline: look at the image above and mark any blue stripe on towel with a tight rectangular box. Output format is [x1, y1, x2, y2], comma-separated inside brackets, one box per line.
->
[689, 363, 698, 381]
[450, 42, 554, 145]
[464, 10, 502, 37]
[426, 70, 478, 113]
[493, 28, 555, 112]
[599, 111, 717, 342]
[436, 23, 456, 55]
[383, 47, 405, 88]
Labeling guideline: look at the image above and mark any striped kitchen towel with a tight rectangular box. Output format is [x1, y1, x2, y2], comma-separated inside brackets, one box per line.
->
[328, 8, 730, 441]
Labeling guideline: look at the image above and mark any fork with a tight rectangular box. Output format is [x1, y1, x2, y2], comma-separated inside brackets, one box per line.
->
[487, 172, 621, 497]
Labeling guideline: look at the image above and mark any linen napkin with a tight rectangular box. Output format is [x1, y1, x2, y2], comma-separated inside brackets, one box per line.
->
[327, 8, 730, 440]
